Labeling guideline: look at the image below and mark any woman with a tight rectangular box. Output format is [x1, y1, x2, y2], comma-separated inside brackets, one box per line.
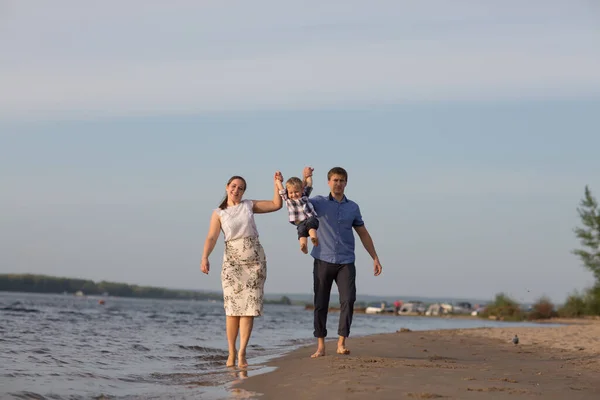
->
[200, 172, 283, 368]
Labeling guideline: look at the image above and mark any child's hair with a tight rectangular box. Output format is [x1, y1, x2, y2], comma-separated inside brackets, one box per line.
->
[285, 177, 303, 189]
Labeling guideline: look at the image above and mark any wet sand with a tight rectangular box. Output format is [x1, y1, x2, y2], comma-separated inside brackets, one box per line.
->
[233, 319, 600, 399]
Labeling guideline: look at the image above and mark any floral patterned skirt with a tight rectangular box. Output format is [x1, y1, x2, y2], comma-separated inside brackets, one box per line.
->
[221, 236, 267, 317]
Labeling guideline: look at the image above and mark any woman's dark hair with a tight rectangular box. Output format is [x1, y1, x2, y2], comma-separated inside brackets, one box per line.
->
[218, 176, 247, 210]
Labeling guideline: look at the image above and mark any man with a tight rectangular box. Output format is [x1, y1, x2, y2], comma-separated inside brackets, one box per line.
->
[304, 166, 383, 358]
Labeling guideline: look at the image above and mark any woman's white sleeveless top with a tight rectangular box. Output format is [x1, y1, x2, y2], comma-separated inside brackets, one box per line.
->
[217, 200, 259, 242]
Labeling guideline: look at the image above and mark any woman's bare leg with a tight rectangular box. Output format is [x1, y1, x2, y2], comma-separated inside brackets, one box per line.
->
[226, 316, 240, 367]
[237, 316, 254, 367]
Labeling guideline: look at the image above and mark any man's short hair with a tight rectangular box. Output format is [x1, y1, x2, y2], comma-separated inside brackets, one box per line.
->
[327, 167, 348, 181]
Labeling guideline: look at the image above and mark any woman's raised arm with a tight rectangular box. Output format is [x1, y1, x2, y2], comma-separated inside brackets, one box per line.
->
[253, 171, 283, 214]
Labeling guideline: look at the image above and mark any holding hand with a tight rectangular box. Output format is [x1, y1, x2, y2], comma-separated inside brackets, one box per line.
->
[303, 166, 314, 179]
[274, 171, 283, 182]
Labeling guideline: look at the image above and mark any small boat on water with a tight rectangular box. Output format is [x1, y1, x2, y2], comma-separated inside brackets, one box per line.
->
[398, 301, 427, 315]
[365, 302, 386, 314]
[365, 302, 396, 314]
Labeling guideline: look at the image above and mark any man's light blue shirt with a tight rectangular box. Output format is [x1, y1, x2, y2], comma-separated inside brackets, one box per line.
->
[309, 193, 364, 264]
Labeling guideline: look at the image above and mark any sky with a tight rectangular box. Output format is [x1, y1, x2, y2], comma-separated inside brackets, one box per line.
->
[1, 0, 600, 304]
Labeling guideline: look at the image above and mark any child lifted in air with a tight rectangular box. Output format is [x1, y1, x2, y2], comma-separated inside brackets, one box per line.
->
[276, 172, 319, 254]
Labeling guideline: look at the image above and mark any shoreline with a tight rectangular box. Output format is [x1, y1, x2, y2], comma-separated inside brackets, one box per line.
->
[233, 318, 600, 399]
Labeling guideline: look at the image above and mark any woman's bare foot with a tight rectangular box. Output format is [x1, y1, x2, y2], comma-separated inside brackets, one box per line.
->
[310, 349, 325, 358]
[336, 346, 351, 355]
[237, 351, 248, 368]
[226, 353, 236, 367]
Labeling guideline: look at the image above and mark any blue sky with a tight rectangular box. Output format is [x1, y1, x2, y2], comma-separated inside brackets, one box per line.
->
[1, 1, 599, 303]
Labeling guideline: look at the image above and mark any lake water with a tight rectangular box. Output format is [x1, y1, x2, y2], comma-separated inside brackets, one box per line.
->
[1, 291, 555, 399]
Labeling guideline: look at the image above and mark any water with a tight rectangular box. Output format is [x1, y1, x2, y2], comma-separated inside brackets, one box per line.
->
[1, 292, 554, 399]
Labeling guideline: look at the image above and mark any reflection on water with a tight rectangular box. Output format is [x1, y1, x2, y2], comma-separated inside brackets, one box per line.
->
[1, 291, 552, 399]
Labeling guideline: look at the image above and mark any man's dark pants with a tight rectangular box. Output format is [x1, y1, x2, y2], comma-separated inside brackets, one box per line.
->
[313, 258, 356, 338]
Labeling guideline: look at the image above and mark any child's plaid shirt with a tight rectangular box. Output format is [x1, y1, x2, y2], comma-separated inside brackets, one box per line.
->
[279, 186, 317, 224]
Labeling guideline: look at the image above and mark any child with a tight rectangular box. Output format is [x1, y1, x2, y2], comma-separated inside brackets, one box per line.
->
[276, 173, 319, 254]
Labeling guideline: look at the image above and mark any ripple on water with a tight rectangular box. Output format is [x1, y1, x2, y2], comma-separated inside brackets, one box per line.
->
[7, 391, 48, 399]
[47, 355, 69, 365]
[70, 371, 113, 380]
[31, 348, 52, 354]
[57, 310, 87, 316]
[172, 311, 194, 315]
[4, 372, 44, 378]
[148, 370, 234, 388]
[132, 344, 151, 352]
[1, 306, 40, 313]
[176, 345, 224, 353]
[194, 353, 228, 362]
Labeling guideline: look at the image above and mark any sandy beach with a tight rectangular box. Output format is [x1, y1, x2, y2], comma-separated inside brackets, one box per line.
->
[234, 319, 600, 399]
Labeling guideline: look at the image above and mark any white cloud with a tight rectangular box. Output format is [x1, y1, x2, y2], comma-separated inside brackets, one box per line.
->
[1, 0, 599, 121]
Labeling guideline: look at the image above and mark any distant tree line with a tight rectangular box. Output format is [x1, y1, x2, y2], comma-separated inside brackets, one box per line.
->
[567, 185, 600, 316]
[481, 185, 600, 321]
[0, 274, 292, 305]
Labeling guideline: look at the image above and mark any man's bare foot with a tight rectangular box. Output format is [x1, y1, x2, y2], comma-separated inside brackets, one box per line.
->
[311, 349, 326, 358]
[336, 346, 351, 355]
[300, 242, 308, 254]
[237, 351, 248, 368]
[226, 354, 236, 367]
